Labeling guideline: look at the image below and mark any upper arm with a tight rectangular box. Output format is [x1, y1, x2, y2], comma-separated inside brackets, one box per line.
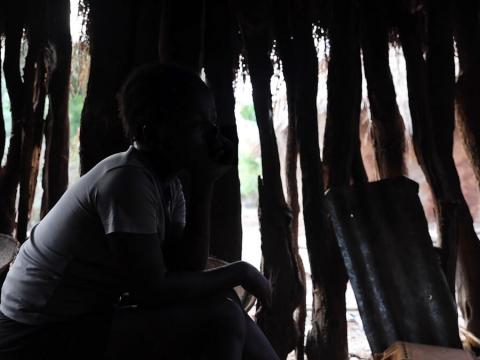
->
[170, 177, 186, 226]
[95, 167, 160, 235]
[163, 178, 188, 270]
[96, 168, 166, 293]
[107, 232, 166, 294]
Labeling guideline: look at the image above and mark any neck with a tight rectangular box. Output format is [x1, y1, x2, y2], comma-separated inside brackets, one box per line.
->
[132, 142, 178, 181]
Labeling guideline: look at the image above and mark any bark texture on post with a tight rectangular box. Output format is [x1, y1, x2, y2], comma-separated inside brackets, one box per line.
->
[396, 0, 476, 297]
[0, 40, 4, 164]
[323, 1, 365, 188]
[0, 9, 3, 164]
[454, 0, 480, 340]
[159, 0, 205, 74]
[271, 2, 307, 358]
[16, 1, 49, 243]
[425, 0, 461, 294]
[204, 0, 243, 262]
[0, 3, 24, 236]
[360, 0, 406, 179]
[41, 0, 72, 217]
[238, 1, 303, 358]
[293, 18, 347, 360]
[133, 0, 162, 66]
[454, 0, 480, 189]
[283, 6, 345, 359]
[319, 0, 365, 358]
[80, 0, 134, 174]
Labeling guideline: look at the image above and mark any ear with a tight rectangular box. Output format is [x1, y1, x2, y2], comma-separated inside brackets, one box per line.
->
[140, 123, 172, 155]
[141, 124, 153, 146]
[136, 124, 157, 151]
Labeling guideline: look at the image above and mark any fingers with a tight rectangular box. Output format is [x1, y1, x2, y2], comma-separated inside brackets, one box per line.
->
[238, 261, 274, 310]
[244, 265, 272, 309]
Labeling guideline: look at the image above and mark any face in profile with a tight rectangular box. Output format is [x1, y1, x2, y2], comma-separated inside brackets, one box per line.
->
[143, 88, 234, 176]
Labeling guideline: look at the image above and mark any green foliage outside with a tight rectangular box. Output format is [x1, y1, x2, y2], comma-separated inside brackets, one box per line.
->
[240, 104, 256, 122]
[237, 102, 261, 203]
[69, 94, 84, 138]
[69, 42, 90, 139]
[1, 76, 11, 137]
[238, 151, 261, 203]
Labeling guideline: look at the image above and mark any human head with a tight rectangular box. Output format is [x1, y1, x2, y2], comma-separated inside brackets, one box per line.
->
[119, 63, 213, 143]
[118, 63, 231, 176]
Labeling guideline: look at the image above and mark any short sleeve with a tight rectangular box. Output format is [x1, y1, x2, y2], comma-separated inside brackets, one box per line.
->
[94, 167, 160, 235]
[171, 178, 186, 225]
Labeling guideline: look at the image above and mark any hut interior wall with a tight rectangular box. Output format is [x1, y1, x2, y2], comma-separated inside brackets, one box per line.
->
[1, 0, 480, 358]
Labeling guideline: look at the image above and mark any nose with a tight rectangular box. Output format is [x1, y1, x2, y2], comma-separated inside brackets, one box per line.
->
[207, 126, 234, 165]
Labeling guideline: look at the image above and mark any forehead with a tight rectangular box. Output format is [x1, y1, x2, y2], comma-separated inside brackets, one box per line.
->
[189, 85, 215, 116]
[160, 86, 215, 131]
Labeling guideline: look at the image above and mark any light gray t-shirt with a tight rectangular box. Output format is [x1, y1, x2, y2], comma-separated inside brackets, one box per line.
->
[0, 147, 185, 325]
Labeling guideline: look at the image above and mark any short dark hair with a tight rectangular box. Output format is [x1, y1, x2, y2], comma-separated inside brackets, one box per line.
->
[118, 63, 209, 141]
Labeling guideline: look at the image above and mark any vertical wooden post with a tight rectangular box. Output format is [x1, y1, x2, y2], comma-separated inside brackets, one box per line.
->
[16, 0, 49, 243]
[41, 0, 72, 217]
[158, 0, 205, 74]
[453, 1, 480, 340]
[80, 0, 135, 174]
[396, 0, 474, 297]
[238, 1, 303, 357]
[204, 0, 243, 262]
[0, 35, 4, 164]
[271, 2, 307, 358]
[454, 0, 480, 189]
[318, 0, 365, 357]
[361, 0, 406, 179]
[0, 3, 24, 236]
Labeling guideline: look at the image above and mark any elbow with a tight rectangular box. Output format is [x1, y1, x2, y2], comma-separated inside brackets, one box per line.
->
[167, 253, 207, 272]
[184, 256, 208, 271]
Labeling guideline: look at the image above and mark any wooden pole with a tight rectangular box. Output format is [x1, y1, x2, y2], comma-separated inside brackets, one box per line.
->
[204, 0, 243, 262]
[79, 0, 135, 174]
[41, 0, 72, 217]
[0, 2, 25, 236]
[360, 0, 406, 179]
[238, 1, 303, 357]
[16, 0, 49, 243]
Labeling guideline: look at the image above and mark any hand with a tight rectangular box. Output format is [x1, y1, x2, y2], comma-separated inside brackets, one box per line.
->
[239, 262, 272, 308]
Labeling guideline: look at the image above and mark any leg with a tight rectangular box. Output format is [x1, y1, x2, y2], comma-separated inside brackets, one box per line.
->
[243, 315, 280, 360]
[0, 311, 111, 360]
[104, 294, 246, 360]
[220, 289, 279, 360]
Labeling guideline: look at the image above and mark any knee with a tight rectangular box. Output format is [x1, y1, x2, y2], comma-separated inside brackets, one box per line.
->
[209, 297, 247, 340]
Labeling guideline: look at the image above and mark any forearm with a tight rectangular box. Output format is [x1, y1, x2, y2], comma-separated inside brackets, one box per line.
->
[181, 179, 214, 270]
[135, 261, 244, 306]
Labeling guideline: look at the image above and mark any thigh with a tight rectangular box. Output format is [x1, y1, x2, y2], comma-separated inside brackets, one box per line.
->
[0, 313, 68, 360]
[243, 316, 280, 360]
[0, 311, 112, 360]
[104, 294, 244, 360]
